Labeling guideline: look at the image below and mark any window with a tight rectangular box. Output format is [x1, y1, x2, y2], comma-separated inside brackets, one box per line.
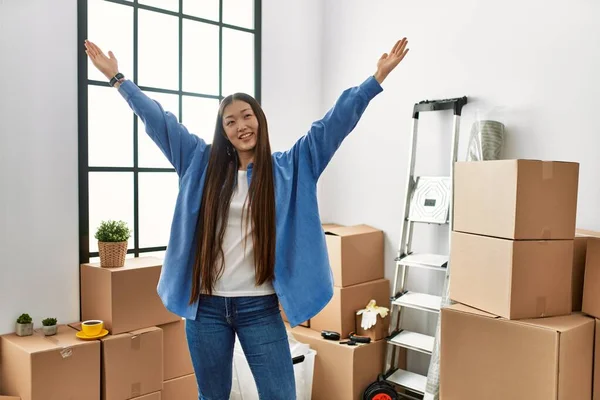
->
[78, 0, 261, 263]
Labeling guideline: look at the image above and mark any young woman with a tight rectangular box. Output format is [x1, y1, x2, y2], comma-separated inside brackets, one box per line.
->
[85, 37, 409, 400]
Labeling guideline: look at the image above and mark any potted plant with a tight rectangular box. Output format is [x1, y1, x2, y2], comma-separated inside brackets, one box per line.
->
[95, 220, 131, 268]
[16, 313, 33, 336]
[42, 317, 58, 336]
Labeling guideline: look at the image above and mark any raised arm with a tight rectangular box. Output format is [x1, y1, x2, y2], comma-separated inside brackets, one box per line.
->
[85, 40, 205, 176]
[285, 38, 409, 180]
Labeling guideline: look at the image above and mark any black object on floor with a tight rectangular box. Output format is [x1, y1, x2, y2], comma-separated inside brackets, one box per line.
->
[362, 374, 399, 400]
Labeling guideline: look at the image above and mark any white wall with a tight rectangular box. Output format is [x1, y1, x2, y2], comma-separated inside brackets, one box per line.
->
[0, 0, 80, 335]
[318, 0, 600, 373]
[0, 0, 324, 334]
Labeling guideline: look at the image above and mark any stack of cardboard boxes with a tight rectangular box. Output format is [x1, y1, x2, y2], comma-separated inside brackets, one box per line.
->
[0, 257, 197, 400]
[284, 224, 404, 400]
[440, 160, 600, 399]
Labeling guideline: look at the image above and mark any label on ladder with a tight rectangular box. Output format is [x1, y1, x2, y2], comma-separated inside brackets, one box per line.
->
[408, 177, 451, 224]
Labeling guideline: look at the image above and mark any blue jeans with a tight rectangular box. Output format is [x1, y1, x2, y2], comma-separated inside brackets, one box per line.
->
[185, 293, 296, 400]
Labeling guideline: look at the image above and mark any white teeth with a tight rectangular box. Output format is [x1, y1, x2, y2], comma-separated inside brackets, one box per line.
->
[240, 132, 252, 139]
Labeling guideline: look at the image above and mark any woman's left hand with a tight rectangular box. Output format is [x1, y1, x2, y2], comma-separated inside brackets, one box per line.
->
[374, 38, 409, 84]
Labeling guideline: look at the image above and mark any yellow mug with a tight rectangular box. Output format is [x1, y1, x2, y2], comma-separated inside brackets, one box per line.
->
[81, 320, 104, 336]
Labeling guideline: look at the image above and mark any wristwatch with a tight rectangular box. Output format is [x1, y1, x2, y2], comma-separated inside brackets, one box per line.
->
[109, 73, 125, 87]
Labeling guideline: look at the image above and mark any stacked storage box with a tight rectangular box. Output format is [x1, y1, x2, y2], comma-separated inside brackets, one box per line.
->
[285, 224, 400, 400]
[439, 160, 598, 400]
[0, 257, 197, 400]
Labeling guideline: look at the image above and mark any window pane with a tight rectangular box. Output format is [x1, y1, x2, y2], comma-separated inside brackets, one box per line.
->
[88, 86, 133, 167]
[138, 91, 180, 168]
[138, 9, 179, 90]
[139, 0, 179, 13]
[223, 0, 254, 29]
[222, 29, 255, 97]
[138, 172, 179, 248]
[182, 96, 219, 142]
[182, 20, 219, 95]
[89, 172, 134, 253]
[87, 0, 133, 81]
[183, 0, 219, 21]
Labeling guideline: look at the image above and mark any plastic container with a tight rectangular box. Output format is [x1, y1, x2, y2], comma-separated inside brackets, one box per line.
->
[231, 334, 316, 400]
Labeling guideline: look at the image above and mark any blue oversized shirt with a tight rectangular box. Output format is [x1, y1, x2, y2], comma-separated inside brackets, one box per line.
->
[118, 76, 383, 326]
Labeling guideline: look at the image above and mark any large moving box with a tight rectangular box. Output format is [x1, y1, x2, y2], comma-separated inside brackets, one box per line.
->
[310, 279, 390, 338]
[291, 325, 390, 400]
[157, 319, 194, 381]
[441, 304, 594, 400]
[583, 238, 600, 319]
[162, 375, 196, 400]
[322, 224, 384, 287]
[100, 327, 163, 400]
[573, 230, 600, 311]
[80, 257, 180, 334]
[595, 319, 600, 400]
[454, 160, 579, 240]
[450, 231, 573, 319]
[0, 326, 101, 400]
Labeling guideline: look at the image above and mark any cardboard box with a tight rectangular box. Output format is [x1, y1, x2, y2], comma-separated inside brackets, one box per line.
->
[573, 230, 600, 311]
[323, 224, 384, 287]
[454, 160, 579, 240]
[81, 257, 180, 334]
[595, 319, 600, 400]
[291, 325, 392, 400]
[450, 231, 573, 319]
[162, 375, 196, 400]
[441, 304, 594, 400]
[131, 393, 161, 400]
[101, 327, 163, 400]
[0, 397, 21, 400]
[310, 279, 390, 338]
[157, 319, 194, 381]
[355, 314, 387, 341]
[583, 238, 600, 319]
[280, 304, 309, 327]
[0, 325, 100, 400]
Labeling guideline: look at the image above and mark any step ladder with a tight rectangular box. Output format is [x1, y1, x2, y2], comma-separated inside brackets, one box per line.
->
[382, 97, 467, 399]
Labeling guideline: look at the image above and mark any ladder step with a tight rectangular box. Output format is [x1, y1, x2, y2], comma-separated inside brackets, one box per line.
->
[387, 368, 427, 395]
[388, 330, 435, 355]
[408, 176, 451, 224]
[396, 253, 448, 271]
[393, 291, 442, 313]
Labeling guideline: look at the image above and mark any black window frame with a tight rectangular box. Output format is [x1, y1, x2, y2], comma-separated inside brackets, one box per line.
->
[77, 0, 262, 264]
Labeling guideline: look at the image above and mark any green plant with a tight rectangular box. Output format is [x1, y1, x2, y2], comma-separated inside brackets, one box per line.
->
[42, 317, 57, 326]
[95, 220, 132, 242]
[16, 313, 32, 324]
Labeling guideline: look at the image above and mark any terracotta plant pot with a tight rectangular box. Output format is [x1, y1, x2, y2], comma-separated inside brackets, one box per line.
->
[98, 241, 128, 268]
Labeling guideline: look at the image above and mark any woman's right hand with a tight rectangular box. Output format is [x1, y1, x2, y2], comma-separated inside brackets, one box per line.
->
[85, 40, 119, 81]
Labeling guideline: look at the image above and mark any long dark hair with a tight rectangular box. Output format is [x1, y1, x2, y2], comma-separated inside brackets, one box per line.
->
[189, 93, 276, 302]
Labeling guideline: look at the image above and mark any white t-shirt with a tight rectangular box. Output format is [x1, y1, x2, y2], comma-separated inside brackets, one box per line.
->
[212, 170, 276, 297]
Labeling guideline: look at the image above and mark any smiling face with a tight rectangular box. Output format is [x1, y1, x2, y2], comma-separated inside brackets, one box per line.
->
[222, 100, 259, 154]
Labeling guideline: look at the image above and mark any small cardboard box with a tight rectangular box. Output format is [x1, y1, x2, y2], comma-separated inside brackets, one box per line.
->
[573, 230, 600, 311]
[80, 257, 180, 334]
[162, 375, 197, 400]
[450, 231, 573, 319]
[157, 319, 194, 381]
[441, 304, 594, 400]
[279, 304, 309, 327]
[310, 279, 390, 338]
[355, 313, 387, 341]
[291, 325, 393, 400]
[583, 238, 600, 319]
[322, 224, 384, 287]
[0, 325, 100, 400]
[454, 160, 579, 240]
[101, 327, 163, 400]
